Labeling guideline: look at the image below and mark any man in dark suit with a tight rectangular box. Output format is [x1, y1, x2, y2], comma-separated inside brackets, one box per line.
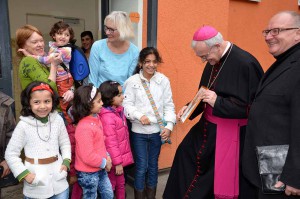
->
[243, 11, 300, 198]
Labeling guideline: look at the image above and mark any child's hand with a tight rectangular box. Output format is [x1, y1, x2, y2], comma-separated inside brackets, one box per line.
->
[51, 52, 63, 66]
[160, 128, 171, 142]
[24, 173, 36, 184]
[140, 115, 151, 125]
[62, 90, 74, 103]
[69, 175, 78, 185]
[60, 165, 68, 172]
[115, 164, 123, 175]
[106, 155, 112, 163]
[18, 48, 33, 57]
[105, 157, 112, 172]
[46, 53, 56, 63]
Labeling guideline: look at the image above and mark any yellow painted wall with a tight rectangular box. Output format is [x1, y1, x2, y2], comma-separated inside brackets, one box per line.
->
[155, 0, 300, 169]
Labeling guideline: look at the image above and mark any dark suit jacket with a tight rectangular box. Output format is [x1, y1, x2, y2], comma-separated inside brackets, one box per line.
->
[243, 43, 300, 189]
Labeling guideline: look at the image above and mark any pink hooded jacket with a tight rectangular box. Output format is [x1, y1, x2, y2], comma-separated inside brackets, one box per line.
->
[99, 106, 134, 167]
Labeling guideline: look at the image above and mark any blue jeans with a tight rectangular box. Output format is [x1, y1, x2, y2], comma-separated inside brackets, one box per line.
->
[132, 132, 162, 191]
[77, 170, 113, 199]
[24, 187, 69, 199]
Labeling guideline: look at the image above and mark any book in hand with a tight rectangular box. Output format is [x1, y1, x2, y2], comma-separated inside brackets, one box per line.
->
[180, 86, 207, 123]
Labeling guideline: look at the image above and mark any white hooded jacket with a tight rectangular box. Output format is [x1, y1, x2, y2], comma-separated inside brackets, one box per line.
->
[5, 111, 71, 198]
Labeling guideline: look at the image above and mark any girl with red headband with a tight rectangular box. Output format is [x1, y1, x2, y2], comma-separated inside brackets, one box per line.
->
[5, 81, 71, 199]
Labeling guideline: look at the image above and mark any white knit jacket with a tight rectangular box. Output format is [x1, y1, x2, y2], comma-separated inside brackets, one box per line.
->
[5, 111, 71, 198]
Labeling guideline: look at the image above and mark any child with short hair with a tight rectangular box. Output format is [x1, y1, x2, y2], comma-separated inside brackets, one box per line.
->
[19, 21, 75, 124]
[99, 80, 134, 199]
[72, 84, 113, 199]
[5, 81, 71, 199]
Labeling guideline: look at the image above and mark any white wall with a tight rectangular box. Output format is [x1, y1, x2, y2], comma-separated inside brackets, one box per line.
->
[8, 0, 99, 46]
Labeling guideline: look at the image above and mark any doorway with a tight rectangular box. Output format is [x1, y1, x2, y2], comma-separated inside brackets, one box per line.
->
[102, 0, 143, 49]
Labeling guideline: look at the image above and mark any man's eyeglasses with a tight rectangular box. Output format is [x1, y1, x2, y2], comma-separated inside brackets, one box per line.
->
[104, 25, 117, 34]
[262, 28, 299, 37]
[199, 46, 215, 62]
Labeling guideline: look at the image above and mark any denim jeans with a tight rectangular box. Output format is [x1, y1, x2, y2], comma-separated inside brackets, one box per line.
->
[24, 187, 69, 199]
[132, 132, 162, 191]
[77, 170, 113, 199]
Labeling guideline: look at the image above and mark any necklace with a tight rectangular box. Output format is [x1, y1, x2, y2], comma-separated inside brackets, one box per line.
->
[207, 44, 233, 89]
[36, 117, 51, 142]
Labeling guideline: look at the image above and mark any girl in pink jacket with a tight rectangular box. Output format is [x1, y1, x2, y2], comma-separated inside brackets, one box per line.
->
[99, 80, 134, 199]
[72, 84, 113, 199]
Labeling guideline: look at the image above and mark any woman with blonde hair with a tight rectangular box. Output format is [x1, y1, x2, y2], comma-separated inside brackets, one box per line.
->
[88, 11, 139, 87]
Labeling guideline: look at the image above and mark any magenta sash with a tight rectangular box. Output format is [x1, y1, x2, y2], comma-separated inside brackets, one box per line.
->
[204, 105, 247, 199]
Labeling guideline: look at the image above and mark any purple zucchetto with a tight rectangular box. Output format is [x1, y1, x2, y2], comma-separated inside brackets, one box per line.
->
[193, 25, 218, 41]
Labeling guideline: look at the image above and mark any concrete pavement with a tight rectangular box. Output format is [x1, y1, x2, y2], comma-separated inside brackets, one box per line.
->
[1, 170, 170, 199]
